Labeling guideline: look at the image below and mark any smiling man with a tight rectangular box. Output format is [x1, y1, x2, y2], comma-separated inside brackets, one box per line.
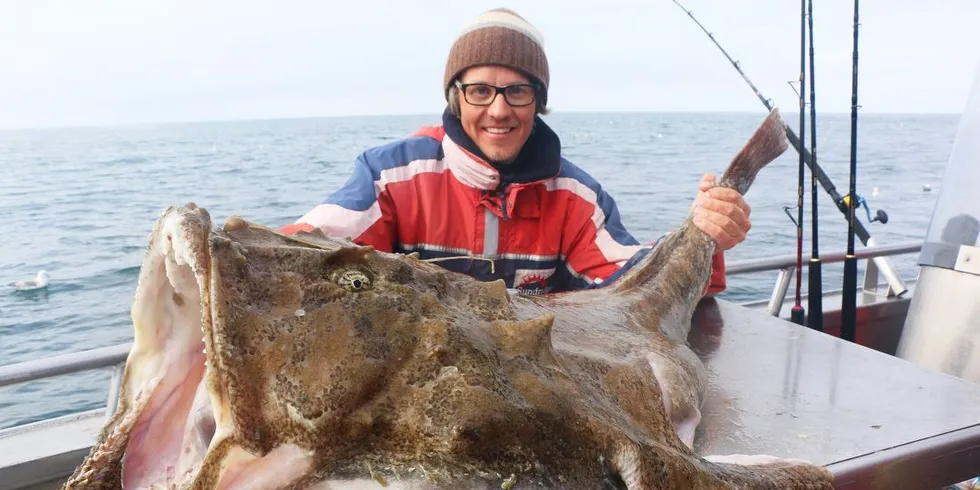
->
[283, 8, 751, 295]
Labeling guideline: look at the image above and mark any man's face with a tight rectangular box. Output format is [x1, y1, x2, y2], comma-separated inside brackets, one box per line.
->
[457, 65, 537, 164]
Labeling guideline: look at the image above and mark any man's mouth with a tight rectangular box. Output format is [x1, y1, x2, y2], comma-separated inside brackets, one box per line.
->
[484, 126, 515, 135]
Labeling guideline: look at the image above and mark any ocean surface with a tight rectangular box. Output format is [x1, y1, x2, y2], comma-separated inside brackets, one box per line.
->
[0, 111, 958, 430]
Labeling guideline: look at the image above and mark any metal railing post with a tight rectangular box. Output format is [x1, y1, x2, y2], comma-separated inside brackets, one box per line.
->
[865, 237, 909, 297]
[105, 362, 126, 421]
[863, 254, 880, 293]
[768, 267, 796, 316]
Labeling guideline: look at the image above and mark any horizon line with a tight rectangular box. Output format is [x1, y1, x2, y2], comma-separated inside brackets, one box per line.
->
[0, 108, 962, 132]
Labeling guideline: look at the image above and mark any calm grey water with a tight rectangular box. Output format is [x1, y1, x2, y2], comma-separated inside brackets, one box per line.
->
[0, 111, 957, 429]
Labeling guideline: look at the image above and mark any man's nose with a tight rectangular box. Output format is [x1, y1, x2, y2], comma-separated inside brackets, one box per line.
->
[487, 92, 512, 118]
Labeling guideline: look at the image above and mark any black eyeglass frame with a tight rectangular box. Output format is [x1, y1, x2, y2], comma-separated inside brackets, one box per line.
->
[453, 80, 539, 107]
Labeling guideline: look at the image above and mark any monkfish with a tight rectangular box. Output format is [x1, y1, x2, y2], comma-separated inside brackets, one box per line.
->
[63, 108, 834, 489]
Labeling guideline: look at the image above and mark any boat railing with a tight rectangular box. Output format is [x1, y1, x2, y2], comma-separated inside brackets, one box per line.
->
[0, 240, 923, 426]
[728, 240, 921, 316]
[0, 344, 130, 422]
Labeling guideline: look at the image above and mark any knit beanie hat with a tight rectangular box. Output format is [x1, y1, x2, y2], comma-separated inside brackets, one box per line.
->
[443, 8, 550, 106]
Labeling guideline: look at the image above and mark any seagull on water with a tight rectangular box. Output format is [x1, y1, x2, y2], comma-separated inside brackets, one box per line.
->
[14, 271, 50, 291]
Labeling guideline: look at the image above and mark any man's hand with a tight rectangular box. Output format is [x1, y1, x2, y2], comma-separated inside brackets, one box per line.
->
[690, 174, 752, 252]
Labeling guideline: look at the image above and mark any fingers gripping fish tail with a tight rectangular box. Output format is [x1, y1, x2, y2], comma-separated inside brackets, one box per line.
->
[718, 109, 789, 195]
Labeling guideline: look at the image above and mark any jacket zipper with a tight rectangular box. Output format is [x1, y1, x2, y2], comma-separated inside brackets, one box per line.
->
[499, 187, 509, 221]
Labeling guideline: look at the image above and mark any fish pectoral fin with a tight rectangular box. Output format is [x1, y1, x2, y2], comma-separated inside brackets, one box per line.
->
[647, 347, 707, 450]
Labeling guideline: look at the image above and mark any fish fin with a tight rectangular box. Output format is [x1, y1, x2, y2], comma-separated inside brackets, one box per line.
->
[702, 453, 834, 488]
[483, 278, 510, 302]
[703, 454, 812, 467]
[602, 444, 833, 489]
[223, 216, 249, 233]
[648, 347, 705, 450]
[718, 108, 789, 195]
[489, 313, 555, 361]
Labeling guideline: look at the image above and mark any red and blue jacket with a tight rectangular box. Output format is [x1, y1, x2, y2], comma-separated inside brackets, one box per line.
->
[282, 110, 726, 296]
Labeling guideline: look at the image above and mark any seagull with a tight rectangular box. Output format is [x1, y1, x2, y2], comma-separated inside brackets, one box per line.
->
[14, 270, 50, 291]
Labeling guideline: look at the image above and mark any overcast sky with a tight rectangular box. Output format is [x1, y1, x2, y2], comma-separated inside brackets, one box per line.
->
[1, 0, 978, 129]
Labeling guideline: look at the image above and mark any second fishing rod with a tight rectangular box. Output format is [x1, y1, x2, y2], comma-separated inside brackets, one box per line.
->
[841, 0, 862, 343]
[807, 0, 823, 332]
[790, 0, 806, 327]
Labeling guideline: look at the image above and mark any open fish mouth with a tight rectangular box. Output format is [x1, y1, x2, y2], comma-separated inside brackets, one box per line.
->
[115, 203, 220, 488]
[89, 205, 323, 490]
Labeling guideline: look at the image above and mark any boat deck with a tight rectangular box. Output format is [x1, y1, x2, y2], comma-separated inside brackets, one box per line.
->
[17, 481, 60, 490]
[4, 298, 980, 489]
[691, 298, 980, 488]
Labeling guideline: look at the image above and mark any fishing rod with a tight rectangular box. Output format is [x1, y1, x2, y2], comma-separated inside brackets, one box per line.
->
[790, 0, 806, 327]
[841, 0, 861, 343]
[807, 0, 823, 332]
[669, 0, 888, 246]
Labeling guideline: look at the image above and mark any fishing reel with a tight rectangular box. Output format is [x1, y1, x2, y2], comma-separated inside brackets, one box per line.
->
[782, 193, 888, 227]
[841, 194, 889, 224]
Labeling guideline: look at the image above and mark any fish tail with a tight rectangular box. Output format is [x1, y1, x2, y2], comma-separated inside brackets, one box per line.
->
[609, 109, 789, 316]
[718, 109, 789, 195]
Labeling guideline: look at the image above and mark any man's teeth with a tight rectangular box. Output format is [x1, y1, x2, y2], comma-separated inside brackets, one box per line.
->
[485, 128, 512, 134]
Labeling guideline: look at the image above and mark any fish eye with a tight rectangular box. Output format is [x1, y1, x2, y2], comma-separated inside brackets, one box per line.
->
[336, 269, 371, 292]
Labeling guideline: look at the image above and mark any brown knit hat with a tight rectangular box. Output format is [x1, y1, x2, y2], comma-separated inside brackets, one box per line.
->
[443, 8, 550, 106]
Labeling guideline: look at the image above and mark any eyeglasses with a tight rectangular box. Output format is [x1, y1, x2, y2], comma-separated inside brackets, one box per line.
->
[454, 81, 538, 107]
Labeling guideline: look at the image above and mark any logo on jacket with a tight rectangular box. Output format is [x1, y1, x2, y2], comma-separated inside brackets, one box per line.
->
[514, 268, 555, 296]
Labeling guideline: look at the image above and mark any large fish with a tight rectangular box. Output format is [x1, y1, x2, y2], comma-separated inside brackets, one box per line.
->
[63, 108, 834, 489]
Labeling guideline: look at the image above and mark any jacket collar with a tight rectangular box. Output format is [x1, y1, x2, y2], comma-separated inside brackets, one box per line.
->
[441, 108, 561, 191]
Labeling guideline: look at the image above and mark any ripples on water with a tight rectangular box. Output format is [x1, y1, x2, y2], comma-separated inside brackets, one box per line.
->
[0, 112, 957, 428]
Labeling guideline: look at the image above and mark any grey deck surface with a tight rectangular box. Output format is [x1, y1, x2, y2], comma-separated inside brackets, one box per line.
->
[690, 298, 980, 487]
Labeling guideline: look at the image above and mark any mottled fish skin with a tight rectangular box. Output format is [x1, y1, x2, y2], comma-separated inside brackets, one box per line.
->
[64, 109, 834, 490]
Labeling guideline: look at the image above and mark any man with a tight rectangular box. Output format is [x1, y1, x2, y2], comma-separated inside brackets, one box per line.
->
[282, 8, 752, 296]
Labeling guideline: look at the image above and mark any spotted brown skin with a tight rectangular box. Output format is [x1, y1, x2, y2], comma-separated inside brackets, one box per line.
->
[63, 109, 833, 489]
